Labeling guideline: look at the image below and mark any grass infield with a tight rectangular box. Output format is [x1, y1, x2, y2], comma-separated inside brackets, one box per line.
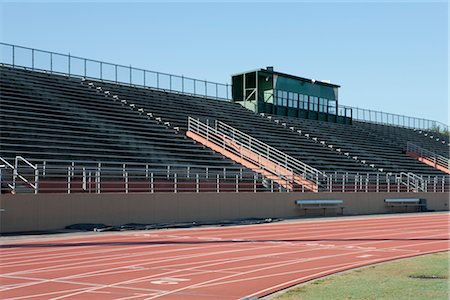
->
[272, 251, 449, 300]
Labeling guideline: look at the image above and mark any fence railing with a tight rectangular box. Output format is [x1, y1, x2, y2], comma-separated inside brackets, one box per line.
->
[1, 42, 447, 132]
[0, 42, 231, 100]
[341, 105, 449, 132]
[1, 156, 448, 194]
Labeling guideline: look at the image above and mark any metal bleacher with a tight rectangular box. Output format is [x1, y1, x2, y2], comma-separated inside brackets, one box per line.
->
[270, 115, 448, 176]
[0, 64, 448, 195]
[89, 79, 376, 174]
[0, 65, 238, 167]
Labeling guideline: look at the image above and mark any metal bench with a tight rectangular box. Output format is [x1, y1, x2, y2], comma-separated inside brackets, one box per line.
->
[295, 199, 344, 216]
[384, 198, 427, 212]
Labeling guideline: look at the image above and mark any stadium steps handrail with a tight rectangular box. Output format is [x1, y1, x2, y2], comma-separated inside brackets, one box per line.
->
[406, 142, 450, 174]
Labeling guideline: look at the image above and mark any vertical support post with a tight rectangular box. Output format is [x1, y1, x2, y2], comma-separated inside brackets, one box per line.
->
[100, 62, 103, 81]
[216, 174, 219, 193]
[129, 65, 132, 85]
[182, 75, 184, 93]
[150, 172, 154, 193]
[253, 174, 257, 193]
[226, 83, 229, 99]
[235, 174, 239, 193]
[97, 163, 101, 193]
[68, 53, 71, 76]
[157, 72, 160, 88]
[82, 167, 86, 191]
[169, 74, 172, 91]
[174, 173, 177, 193]
[144, 70, 146, 87]
[67, 167, 71, 194]
[50, 53, 53, 73]
[34, 167, 38, 194]
[115, 65, 118, 83]
[31, 49, 34, 70]
[12, 45, 15, 67]
[193, 79, 196, 95]
[196, 173, 199, 193]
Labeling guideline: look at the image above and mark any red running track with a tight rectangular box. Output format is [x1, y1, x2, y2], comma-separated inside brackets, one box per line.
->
[1, 213, 449, 299]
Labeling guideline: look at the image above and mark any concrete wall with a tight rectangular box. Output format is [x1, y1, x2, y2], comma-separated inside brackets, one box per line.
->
[0, 192, 448, 233]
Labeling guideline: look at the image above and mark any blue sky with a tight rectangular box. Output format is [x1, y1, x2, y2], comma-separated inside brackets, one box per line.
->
[0, 1, 448, 125]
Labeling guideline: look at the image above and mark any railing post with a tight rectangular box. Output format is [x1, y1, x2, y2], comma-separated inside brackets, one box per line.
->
[31, 49, 34, 70]
[84, 59, 87, 78]
[196, 173, 199, 193]
[12, 45, 15, 67]
[174, 173, 177, 193]
[100, 62, 103, 81]
[34, 167, 39, 194]
[182, 75, 184, 93]
[97, 163, 101, 193]
[236, 174, 239, 192]
[67, 167, 71, 194]
[150, 172, 154, 193]
[216, 174, 219, 193]
[253, 174, 257, 193]
[68, 53, 71, 76]
[50, 53, 53, 73]
[129, 65, 132, 85]
[115, 65, 118, 83]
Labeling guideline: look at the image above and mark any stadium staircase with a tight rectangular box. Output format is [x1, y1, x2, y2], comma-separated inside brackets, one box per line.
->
[406, 142, 450, 174]
[186, 117, 326, 192]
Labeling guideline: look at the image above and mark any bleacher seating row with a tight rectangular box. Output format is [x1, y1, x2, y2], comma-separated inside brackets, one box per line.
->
[1, 65, 448, 182]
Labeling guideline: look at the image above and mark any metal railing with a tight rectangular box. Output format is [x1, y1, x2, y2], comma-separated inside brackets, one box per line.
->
[0, 156, 39, 193]
[342, 105, 449, 132]
[214, 119, 327, 186]
[398, 172, 426, 192]
[407, 142, 450, 171]
[1, 161, 450, 194]
[1, 157, 448, 194]
[187, 117, 298, 190]
[0, 42, 231, 100]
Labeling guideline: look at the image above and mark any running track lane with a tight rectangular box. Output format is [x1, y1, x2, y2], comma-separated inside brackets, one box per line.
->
[0, 213, 449, 300]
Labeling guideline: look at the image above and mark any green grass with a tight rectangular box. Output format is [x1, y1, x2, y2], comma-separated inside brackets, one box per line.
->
[272, 252, 449, 300]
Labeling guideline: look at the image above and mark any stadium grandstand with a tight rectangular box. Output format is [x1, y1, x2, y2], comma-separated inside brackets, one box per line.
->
[0, 43, 449, 233]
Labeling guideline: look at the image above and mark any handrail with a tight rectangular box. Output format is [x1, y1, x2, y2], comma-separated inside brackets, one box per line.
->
[0, 156, 15, 191]
[398, 172, 426, 192]
[187, 117, 326, 191]
[0, 157, 14, 170]
[14, 156, 39, 193]
[188, 117, 297, 187]
[215, 120, 326, 182]
[0, 42, 231, 100]
[407, 142, 449, 170]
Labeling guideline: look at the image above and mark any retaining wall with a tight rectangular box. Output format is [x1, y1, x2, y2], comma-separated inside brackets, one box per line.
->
[0, 192, 448, 233]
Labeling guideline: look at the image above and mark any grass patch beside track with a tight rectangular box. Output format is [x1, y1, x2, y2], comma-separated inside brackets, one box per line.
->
[272, 251, 449, 300]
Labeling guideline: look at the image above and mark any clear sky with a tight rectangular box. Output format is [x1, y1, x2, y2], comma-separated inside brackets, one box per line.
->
[0, 0, 448, 125]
